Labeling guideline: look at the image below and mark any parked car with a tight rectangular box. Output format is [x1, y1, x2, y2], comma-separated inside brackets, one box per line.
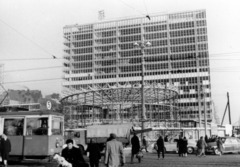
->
[206, 137, 240, 155]
[152, 138, 197, 154]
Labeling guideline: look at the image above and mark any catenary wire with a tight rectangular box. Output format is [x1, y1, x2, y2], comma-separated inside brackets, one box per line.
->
[117, 0, 146, 15]
[143, 0, 149, 15]
[0, 19, 60, 61]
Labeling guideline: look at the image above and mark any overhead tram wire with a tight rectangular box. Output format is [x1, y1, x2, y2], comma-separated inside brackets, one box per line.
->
[2, 62, 240, 74]
[0, 19, 61, 61]
[209, 51, 240, 57]
[2, 78, 63, 85]
[0, 57, 68, 61]
[4, 66, 62, 73]
[0, 51, 240, 62]
[143, 0, 149, 15]
[117, 0, 146, 15]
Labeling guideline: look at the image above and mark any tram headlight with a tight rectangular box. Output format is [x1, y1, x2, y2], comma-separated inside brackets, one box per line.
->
[56, 142, 60, 148]
[55, 138, 60, 148]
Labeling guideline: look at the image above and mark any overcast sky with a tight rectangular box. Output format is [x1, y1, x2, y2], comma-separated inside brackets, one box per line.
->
[0, 0, 240, 125]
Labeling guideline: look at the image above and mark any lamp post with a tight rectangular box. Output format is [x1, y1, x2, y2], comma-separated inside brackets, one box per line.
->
[133, 41, 151, 140]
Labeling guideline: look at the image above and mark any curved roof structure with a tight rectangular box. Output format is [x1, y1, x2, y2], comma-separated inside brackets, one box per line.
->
[61, 82, 179, 108]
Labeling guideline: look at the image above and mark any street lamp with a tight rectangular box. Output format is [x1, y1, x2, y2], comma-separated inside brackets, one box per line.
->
[133, 41, 151, 140]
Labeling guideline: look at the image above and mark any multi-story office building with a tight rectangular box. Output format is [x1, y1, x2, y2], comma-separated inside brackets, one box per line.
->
[62, 10, 212, 125]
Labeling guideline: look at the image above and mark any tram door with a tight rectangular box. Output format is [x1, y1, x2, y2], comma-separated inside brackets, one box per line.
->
[3, 117, 24, 156]
[24, 116, 49, 156]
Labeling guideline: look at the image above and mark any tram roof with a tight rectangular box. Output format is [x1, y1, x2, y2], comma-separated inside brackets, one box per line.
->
[0, 110, 63, 116]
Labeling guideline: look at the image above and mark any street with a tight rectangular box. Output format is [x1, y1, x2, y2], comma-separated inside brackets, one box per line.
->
[6, 153, 240, 167]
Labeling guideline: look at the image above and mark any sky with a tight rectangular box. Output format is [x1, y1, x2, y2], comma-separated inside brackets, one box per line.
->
[0, 0, 240, 125]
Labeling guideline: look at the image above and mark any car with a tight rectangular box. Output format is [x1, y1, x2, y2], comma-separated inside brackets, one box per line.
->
[151, 138, 197, 154]
[206, 137, 240, 155]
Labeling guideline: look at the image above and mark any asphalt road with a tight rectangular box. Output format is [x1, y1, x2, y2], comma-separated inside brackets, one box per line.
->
[5, 152, 240, 167]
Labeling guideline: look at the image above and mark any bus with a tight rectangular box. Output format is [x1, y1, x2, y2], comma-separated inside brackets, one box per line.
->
[0, 110, 65, 159]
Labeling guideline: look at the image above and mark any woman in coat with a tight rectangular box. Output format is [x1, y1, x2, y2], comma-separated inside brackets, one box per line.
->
[177, 136, 183, 157]
[1, 134, 11, 167]
[86, 138, 101, 167]
[182, 137, 188, 157]
[217, 137, 224, 156]
[156, 135, 165, 159]
[131, 133, 140, 163]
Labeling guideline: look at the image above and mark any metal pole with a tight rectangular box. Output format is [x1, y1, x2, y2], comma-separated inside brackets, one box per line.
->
[141, 48, 146, 141]
[203, 86, 207, 136]
[93, 91, 95, 123]
[197, 58, 202, 128]
[227, 92, 232, 124]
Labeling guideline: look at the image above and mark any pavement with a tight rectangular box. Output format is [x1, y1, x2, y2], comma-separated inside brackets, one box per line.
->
[4, 152, 240, 167]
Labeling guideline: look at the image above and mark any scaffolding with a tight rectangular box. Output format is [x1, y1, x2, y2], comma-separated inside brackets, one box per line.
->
[60, 81, 180, 128]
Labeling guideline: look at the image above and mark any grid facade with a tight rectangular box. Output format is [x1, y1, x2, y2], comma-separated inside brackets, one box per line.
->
[62, 10, 212, 123]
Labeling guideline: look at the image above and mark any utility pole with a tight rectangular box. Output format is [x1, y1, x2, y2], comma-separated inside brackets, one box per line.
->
[133, 41, 151, 141]
[227, 92, 231, 124]
[203, 86, 207, 136]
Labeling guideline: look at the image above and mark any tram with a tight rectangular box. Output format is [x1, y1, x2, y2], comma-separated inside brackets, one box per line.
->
[0, 110, 65, 159]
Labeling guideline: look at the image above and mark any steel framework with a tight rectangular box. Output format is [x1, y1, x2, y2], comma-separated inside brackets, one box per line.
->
[60, 81, 180, 128]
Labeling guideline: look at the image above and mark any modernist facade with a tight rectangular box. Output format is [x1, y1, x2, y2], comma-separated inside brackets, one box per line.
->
[62, 10, 212, 126]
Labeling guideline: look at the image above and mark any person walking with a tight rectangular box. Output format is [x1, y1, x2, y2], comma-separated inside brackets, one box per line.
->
[177, 136, 183, 157]
[216, 137, 224, 156]
[141, 136, 148, 152]
[205, 135, 209, 143]
[104, 133, 125, 167]
[182, 137, 188, 157]
[61, 139, 87, 167]
[164, 135, 169, 142]
[156, 135, 165, 159]
[1, 134, 11, 167]
[130, 133, 140, 163]
[196, 136, 207, 157]
[86, 138, 101, 167]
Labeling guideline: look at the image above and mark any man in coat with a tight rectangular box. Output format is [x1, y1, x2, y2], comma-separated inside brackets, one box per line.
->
[1, 134, 11, 167]
[62, 139, 87, 167]
[104, 133, 125, 167]
[177, 136, 183, 157]
[86, 138, 101, 167]
[131, 133, 140, 163]
[196, 136, 207, 157]
[156, 135, 165, 159]
[216, 137, 224, 156]
[141, 136, 148, 152]
[182, 137, 188, 157]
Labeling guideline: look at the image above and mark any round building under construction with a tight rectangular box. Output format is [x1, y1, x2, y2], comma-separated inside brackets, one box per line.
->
[60, 82, 180, 128]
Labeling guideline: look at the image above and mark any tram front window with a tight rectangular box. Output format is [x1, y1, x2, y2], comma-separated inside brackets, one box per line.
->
[4, 118, 24, 136]
[52, 117, 63, 135]
[26, 118, 48, 136]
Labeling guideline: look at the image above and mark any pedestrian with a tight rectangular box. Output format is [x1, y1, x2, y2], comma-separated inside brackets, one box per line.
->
[86, 138, 101, 167]
[177, 136, 183, 157]
[164, 135, 169, 142]
[61, 139, 88, 167]
[1, 134, 11, 167]
[130, 133, 140, 163]
[182, 137, 188, 157]
[196, 136, 207, 157]
[156, 135, 165, 159]
[106, 134, 112, 142]
[205, 135, 208, 143]
[104, 133, 125, 167]
[141, 136, 148, 152]
[216, 137, 223, 156]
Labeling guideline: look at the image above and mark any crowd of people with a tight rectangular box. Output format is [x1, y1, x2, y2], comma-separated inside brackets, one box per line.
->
[0, 132, 228, 167]
[61, 133, 226, 167]
[61, 133, 125, 167]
